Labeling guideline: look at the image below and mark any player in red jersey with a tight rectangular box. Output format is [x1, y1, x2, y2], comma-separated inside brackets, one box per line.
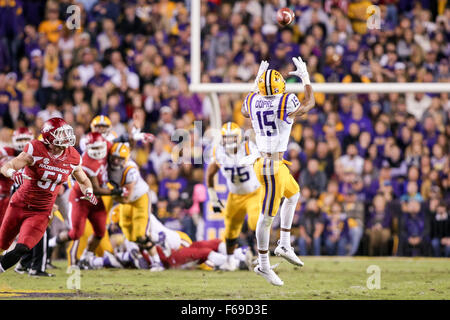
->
[0, 118, 98, 274]
[0, 128, 34, 225]
[49, 132, 127, 267]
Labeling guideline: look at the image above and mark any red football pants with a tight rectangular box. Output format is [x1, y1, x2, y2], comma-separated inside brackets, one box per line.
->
[0, 201, 49, 250]
[67, 191, 107, 240]
[0, 196, 10, 227]
[157, 239, 222, 268]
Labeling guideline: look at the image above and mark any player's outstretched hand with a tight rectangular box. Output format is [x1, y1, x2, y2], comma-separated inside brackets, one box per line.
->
[252, 60, 269, 92]
[12, 171, 31, 186]
[212, 199, 225, 213]
[288, 56, 310, 85]
[81, 189, 98, 205]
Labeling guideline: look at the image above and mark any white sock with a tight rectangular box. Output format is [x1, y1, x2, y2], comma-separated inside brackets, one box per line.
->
[256, 214, 274, 251]
[258, 252, 270, 271]
[279, 193, 299, 247]
[218, 242, 227, 255]
[207, 251, 227, 267]
[227, 254, 234, 263]
[152, 254, 161, 264]
[48, 237, 57, 248]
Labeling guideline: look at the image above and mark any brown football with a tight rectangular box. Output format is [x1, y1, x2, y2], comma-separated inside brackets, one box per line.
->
[276, 7, 295, 26]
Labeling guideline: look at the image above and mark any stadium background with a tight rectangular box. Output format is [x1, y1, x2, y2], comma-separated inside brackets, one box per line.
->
[0, 0, 449, 260]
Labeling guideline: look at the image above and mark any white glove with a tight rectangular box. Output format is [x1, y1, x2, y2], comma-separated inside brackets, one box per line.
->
[288, 56, 310, 85]
[207, 187, 224, 213]
[252, 60, 269, 92]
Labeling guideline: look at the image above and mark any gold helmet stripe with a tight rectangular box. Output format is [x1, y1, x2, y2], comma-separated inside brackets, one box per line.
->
[113, 143, 123, 157]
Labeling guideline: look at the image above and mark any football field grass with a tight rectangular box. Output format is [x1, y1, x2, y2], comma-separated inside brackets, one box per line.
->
[0, 256, 449, 300]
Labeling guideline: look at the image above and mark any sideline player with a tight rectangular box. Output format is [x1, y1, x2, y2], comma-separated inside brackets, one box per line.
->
[241, 57, 315, 286]
[206, 122, 260, 271]
[0, 118, 98, 274]
[107, 143, 153, 251]
[49, 132, 126, 267]
[0, 128, 34, 224]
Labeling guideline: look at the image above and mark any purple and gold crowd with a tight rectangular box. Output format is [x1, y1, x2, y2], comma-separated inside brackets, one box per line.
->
[0, 0, 449, 257]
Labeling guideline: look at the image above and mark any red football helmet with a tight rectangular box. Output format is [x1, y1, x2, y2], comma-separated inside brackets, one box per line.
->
[85, 131, 107, 160]
[12, 127, 34, 151]
[41, 117, 76, 148]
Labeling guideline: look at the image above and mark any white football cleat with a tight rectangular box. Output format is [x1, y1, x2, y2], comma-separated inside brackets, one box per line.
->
[150, 262, 165, 272]
[219, 258, 238, 271]
[274, 240, 304, 267]
[254, 264, 284, 286]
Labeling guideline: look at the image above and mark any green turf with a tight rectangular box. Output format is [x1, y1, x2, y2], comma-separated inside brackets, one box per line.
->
[0, 257, 449, 300]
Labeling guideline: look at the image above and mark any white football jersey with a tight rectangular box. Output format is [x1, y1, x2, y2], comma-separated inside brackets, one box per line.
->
[149, 213, 189, 250]
[243, 92, 301, 153]
[108, 160, 149, 202]
[213, 141, 260, 195]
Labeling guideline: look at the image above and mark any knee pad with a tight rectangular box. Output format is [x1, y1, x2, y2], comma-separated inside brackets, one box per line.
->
[286, 192, 300, 205]
[257, 214, 274, 229]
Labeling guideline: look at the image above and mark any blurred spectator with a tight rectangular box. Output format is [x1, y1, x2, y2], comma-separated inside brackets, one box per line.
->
[324, 202, 349, 255]
[398, 200, 429, 256]
[344, 190, 365, 256]
[366, 194, 392, 256]
[299, 158, 328, 198]
[429, 202, 450, 257]
[297, 198, 326, 256]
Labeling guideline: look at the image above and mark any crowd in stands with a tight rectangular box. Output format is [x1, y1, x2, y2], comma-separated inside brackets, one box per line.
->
[0, 0, 448, 257]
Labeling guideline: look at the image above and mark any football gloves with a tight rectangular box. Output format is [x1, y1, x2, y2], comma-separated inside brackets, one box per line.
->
[252, 60, 269, 92]
[81, 188, 98, 205]
[11, 170, 31, 186]
[288, 56, 310, 85]
[208, 187, 224, 213]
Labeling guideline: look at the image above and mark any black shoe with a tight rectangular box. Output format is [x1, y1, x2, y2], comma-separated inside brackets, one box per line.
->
[14, 264, 29, 274]
[46, 262, 58, 269]
[77, 258, 93, 270]
[29, 270, 55, 277]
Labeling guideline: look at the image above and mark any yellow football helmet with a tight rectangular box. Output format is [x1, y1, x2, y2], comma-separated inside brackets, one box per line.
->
[221, 122, 242, 153]
[90, 115, 112, 134]
[257, 69, 285, 96]
[109, 142, 130, 169]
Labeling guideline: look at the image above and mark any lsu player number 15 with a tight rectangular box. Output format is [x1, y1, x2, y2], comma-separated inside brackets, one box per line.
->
[241, 57, 315, 286]
[206, 122, 261, 271]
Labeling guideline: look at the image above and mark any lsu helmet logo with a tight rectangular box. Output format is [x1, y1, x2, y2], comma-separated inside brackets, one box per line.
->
[258, 69, 285, 96]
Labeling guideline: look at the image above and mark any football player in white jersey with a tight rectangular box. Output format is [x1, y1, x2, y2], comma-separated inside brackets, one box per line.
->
[241, 57, 315, 286]
[206, 122, 260, 271]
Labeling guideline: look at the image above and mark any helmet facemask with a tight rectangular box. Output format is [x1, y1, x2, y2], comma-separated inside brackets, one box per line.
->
[87, 141, 107, 160]
[51, 124, 76, 148]
[12, 135, 33, 151]
[223, 134, 239, 154]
